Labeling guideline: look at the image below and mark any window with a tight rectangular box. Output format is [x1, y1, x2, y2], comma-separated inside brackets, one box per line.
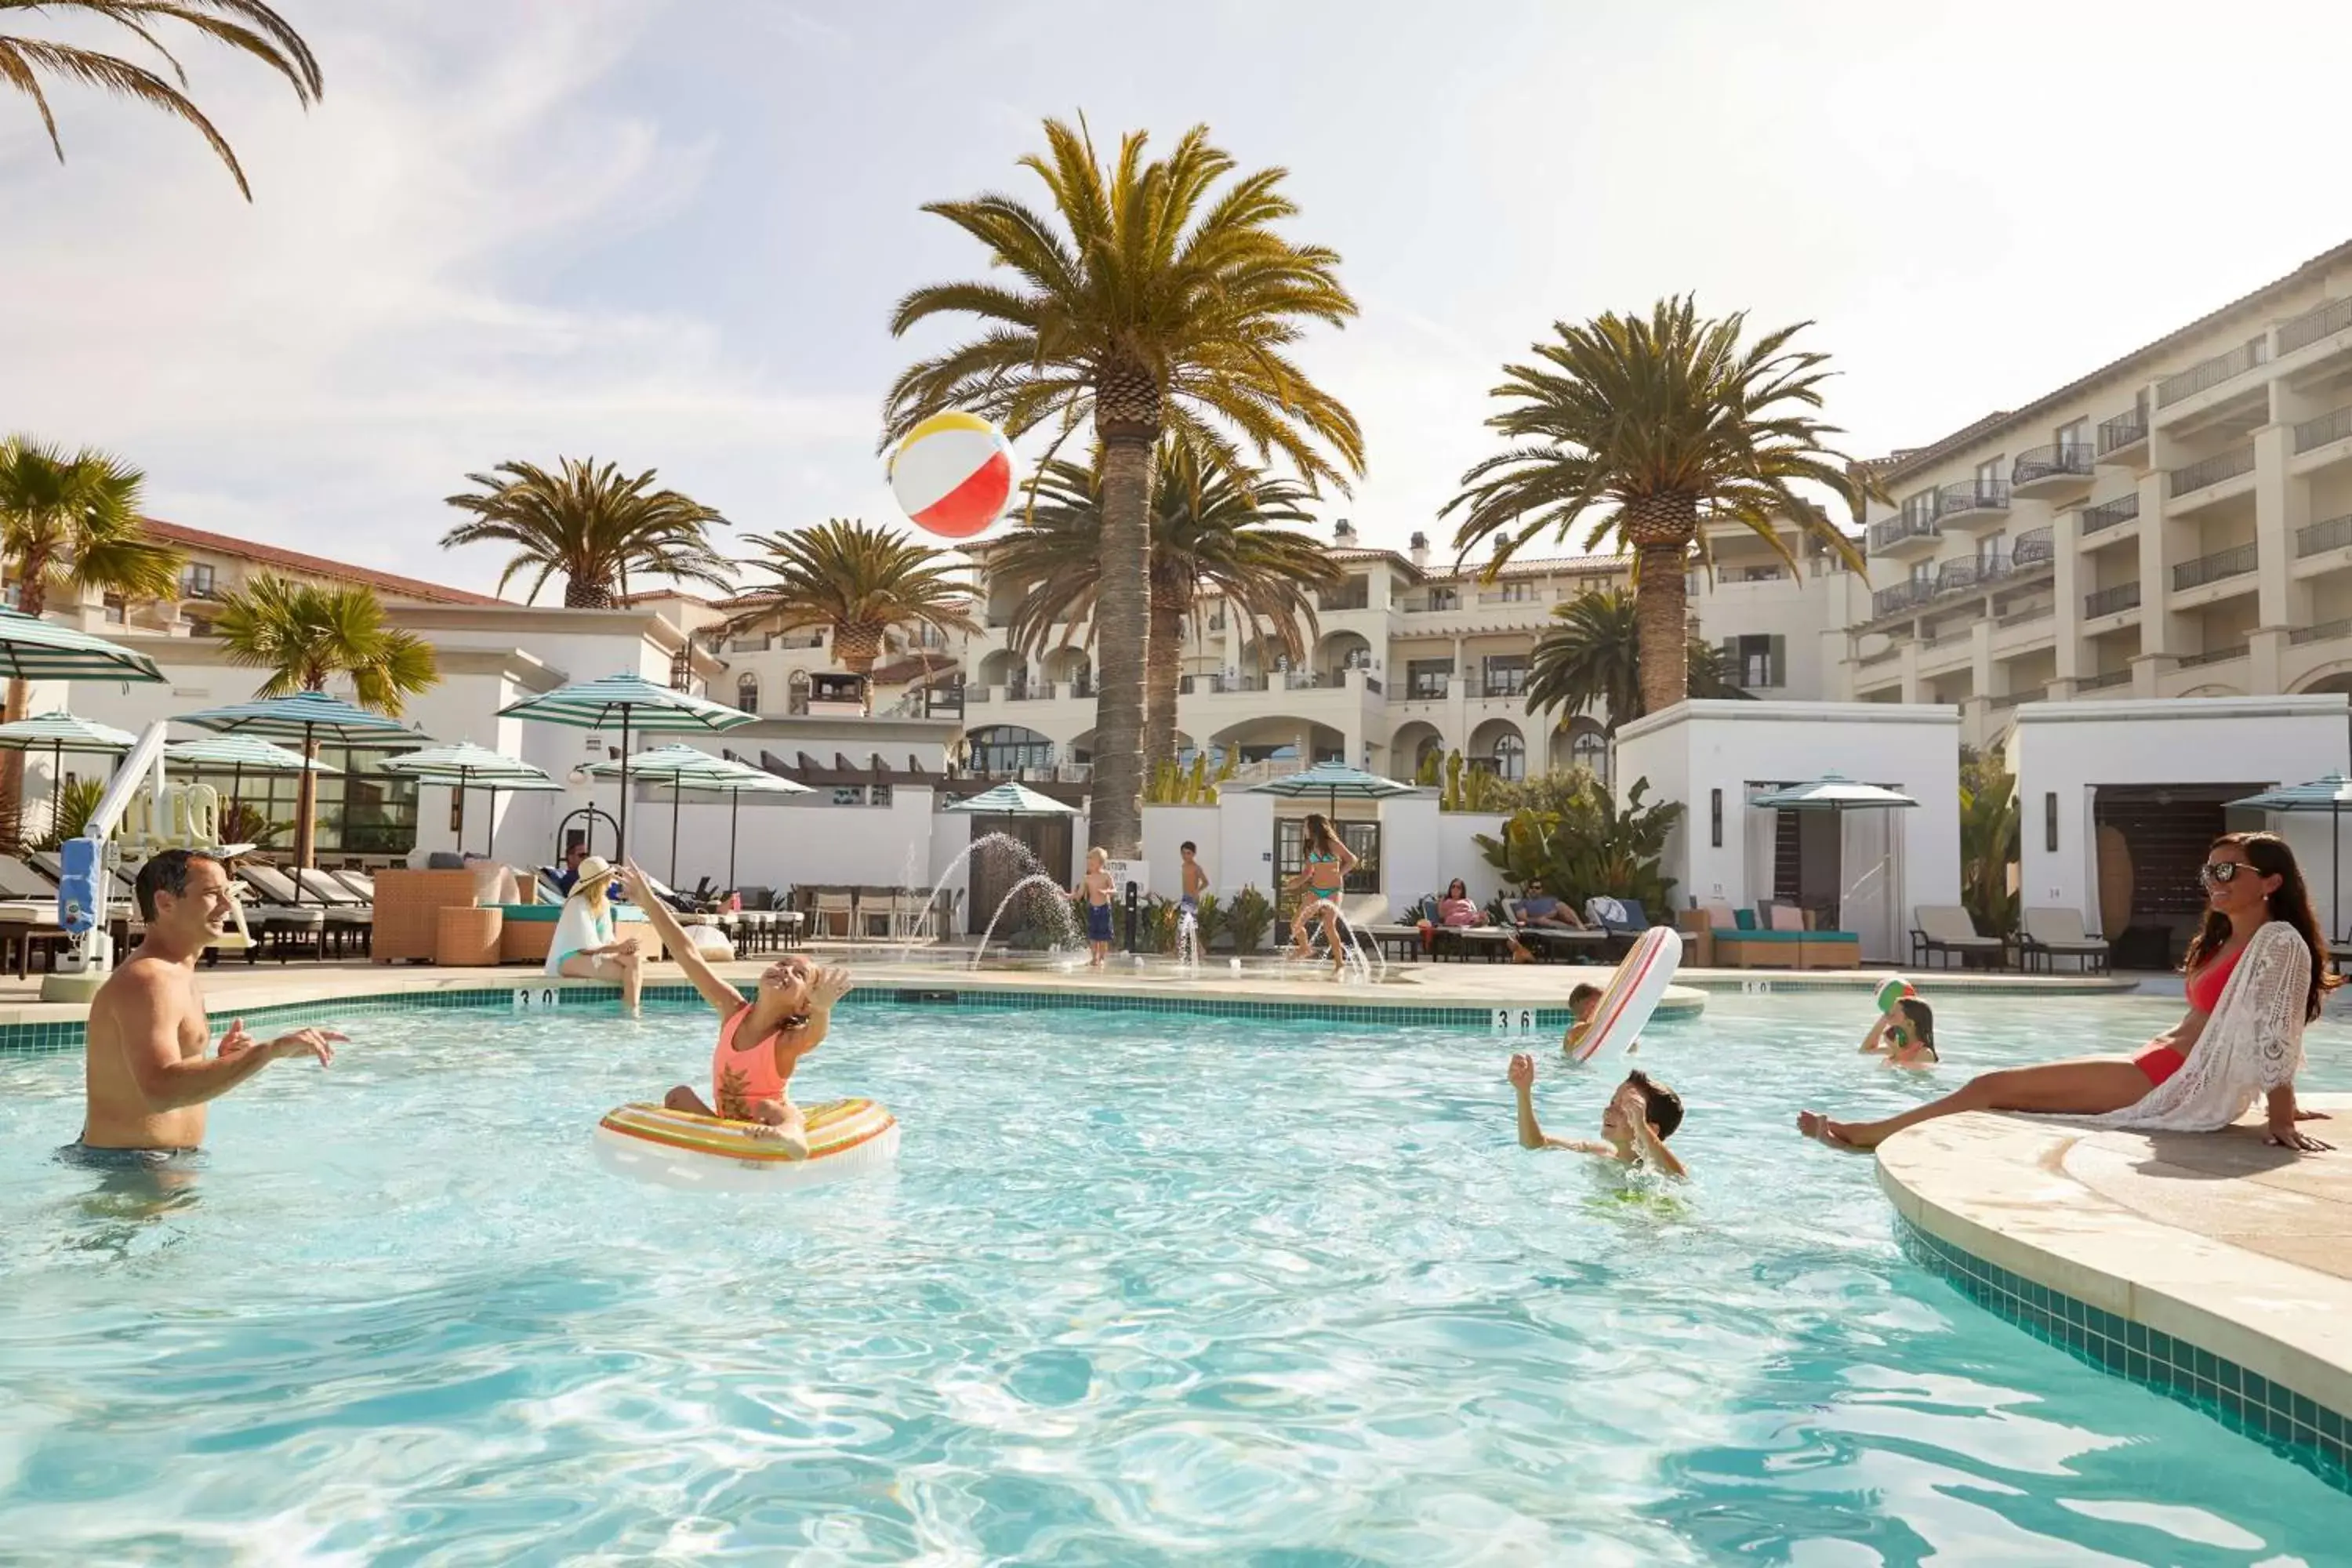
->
[1406, 659, 1452, 700]
[870, 783, 893, 808]
[2056, 417, 2089, 456]
[1276, 818, 1381, 896]
[735, 673, 760, 714]
[1570, 727, 1608, 776]
[1496, 581, 1534, 604]
[103, 595, 125, 624]
[1910, 561, 1933, 585]
[1319, 576, 1370, 612]
[180, 563, 216, 598]
[1425, 586, 1458, 612]
[1974, 456, 2003, 497]
[1488, 732, 1526, 780]
[668, 648, 692, 691]
[1482, 654, 1530, 697]
[830, 785, 867, 807]
[1723, 633, 1784, 689]
[1901, 488, 1938, 526]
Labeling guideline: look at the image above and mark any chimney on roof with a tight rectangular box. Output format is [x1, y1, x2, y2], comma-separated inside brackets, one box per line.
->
[1333, 517, 1356, 545]
[1408, 530, 1428, 568]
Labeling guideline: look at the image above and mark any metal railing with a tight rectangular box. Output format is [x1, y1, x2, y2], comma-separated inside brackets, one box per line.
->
[2097, 408, 2149, 454]
[2078, 669, 2133, 691]
[964, 686, 989, 705]
[1871, 580, 1930, 618]
[1868, 513, 1940, 552]
[2177, 644, 2249, 669]
[2013, 527, 2055, 565]
[1934, 557, 1997, 593]
[2296, 513, 2352, 558]
[2278, 296, 2352, 355]
[2294, 405, 2352, 454]
[1406, 675, 1450, 701]
[2080, 494, 2140, 535]
[1475, 587, 1544, 607]
[1005, 684, 1047, 702]
[1483, 673, 1530, 698]
[2168, 444, 2256, 498]
[1937, 479, 2010, 517]
[2290, 618, 2352, 646]
[2084, 583, 2141, 618]
[2011, 445, 2095, 487]
[1281, 670, 1323, 691]
[2172, 541, 2257, 591]
[2157, 339, 2267, 407]
[1318, 587, 1370, 612]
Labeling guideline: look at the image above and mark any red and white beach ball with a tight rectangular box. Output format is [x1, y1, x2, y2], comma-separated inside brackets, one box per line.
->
[887, 412, 1017, 540]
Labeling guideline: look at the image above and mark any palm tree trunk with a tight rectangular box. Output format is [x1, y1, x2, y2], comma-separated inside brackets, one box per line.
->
[565, 579, 615, 609]
[1632, 543, 1690, 719]
[1144, 583, 1184, 774]
[1090, 430, 1154, 856]
[293, 735, 320, 872]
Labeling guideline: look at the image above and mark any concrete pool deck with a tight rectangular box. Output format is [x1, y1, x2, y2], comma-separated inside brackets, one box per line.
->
[1878, 1098, 2352, 1486]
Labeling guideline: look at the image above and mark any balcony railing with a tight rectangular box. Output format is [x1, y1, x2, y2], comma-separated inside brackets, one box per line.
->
[2011, 445, 2095, 487]
[1475, 588, 1544, 607]
[1406, 676, 1450, 701]
[2278, 296, 2352, 355]
[2156, 339, 2267, 407]
[1936, 479, 2010, 517]
[2172, 542, 2257, 592]
[2080, 494, 2140, 535]
[2013, 527, 2055, 566]
[2296, 513, 2352, 558]
[2177, 644, 2250, 669]
[2290, 618, 2352, 647]
[1005, 684, 1047, 702]
[1933, 557, 1994, 593]
[2078, 669, 2133, 691]
[1871, 580, 1931, 618]
[2168, 444, 2256, 498]
[1318, 587, 1370, 612]
[2097, 408, 2149, 455]
[964, 686, 989, 705]
[2293, 405, 2352, 454]
[2084, 583, 2141, 619]
[1868, 513, 1940, 552]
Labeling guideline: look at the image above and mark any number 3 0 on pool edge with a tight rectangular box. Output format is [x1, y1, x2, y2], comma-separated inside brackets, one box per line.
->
[512, 986, 561, 1011]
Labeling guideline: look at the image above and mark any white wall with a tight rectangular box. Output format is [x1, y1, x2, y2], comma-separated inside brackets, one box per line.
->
[2014, 695, 2350, 938]
[1433, 810, 1512, 907]
[1142, 805, 1222, 902]
[1380, 793, 1442, 912]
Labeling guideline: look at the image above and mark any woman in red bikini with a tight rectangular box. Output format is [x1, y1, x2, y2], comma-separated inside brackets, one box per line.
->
[1798, 832, 2338, 1152]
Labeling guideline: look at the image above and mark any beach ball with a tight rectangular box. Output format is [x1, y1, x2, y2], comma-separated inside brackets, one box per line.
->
[1875, 976, 1915, 1014]
[888, 412, 1016, 540]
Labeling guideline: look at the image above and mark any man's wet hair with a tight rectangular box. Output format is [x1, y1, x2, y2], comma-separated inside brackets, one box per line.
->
[135, 848, 222, 921]
[1624, 1069, 1683, 1140]
[1569, 982, 1602, 1010]
[1896, 997, 1935, 1045]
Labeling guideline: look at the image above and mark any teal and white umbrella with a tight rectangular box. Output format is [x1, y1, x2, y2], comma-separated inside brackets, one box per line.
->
[0, 606, 166, 683]
[1246, 760, 1417, 815]
[942, 780, 1080, 817]
[0, 711, 139, 833]
[586, 744, 808, 884]
[2228, 773, 2352, 938]
[382, 742, 561, 858]
[1748, 773, 1919, 935]
[176, 690, 427, 888]
[499, 673, 754, 861]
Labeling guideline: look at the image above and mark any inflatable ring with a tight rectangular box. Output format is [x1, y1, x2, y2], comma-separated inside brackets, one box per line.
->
[593, 1098, 898, 1192]
[1567, 926, 1682, 1065]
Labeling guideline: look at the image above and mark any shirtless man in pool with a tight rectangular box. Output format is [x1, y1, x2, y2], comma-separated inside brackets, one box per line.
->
[74, 849, 340, 1164]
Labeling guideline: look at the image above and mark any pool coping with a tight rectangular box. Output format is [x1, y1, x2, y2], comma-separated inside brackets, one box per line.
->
[1876, 1101, 2352, 1494]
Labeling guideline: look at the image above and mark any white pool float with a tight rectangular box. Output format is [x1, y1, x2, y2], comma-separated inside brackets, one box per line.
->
[593, 1098, 898, 1192]
[1567, 926, 1683, 1065]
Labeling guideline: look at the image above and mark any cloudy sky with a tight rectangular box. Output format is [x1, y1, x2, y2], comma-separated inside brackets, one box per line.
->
[4, 0, 2348, 598]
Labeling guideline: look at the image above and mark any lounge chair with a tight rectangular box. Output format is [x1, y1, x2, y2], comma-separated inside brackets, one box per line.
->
[1583, 896, 1651, 960]
[1912, 905, 2008, 971]
[1503, 896, 1606, 962]
[811, 887, 854, 939]
[2019, 906, 2110, 975]
[291, 869, 378, 957]
[1364, 894, 1433, 962]
[230, 866, 332, 961]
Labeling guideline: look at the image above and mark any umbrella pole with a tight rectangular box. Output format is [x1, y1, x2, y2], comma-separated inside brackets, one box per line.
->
[51, 739, 63, 837]
[454, 766, 468, 857]
[484, 786, 497, 860]
[728, 788, 740, 891]
[617, 712, 632, 864]
[670, 779, 682, 887]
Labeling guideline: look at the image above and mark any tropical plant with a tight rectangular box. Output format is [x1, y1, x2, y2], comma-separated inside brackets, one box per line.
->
[441, 457, 733, 608]
[216, 798, 291, 850]
[1137, 893, 1178, 954]
[1415, 747, 1442, 787]
[1, 0, 321, 201]
[731, 520, 978, 681]
[1473, 775, 1685, 915]
[1959, 746, 2020, 938]
[0, 436, 185, 838]
[1526, 586, 1753, 733]
[1225, 883, 1275, 954]
[34, 775, 102, 849]
[1442, 749, 1464, 811]
[995, 440, 1340, 771]
[1443, 296, 1875, 717]
[1190, 891, 1225, 952]
[212, 574, 437, 869]
[885, 118, 1366, 857]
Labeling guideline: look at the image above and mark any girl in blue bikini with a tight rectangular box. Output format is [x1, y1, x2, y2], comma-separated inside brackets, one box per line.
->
[1284, 812, 1359, 977]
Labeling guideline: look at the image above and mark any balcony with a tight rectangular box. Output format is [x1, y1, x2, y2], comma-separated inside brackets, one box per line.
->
[2078, 669, 2134, 692]
[1406, 674, 1451, 701]
[2296, 513, 2352, 559]
[2278, 295, 2352, 357]
[2172, 542, 2257, 593]
[1869, 580, 1931, 619]
[2293, 405, 2352, 456]
[1933, 480, 2011, 532]
[2156, 339, 2267, 408]
[1475, 587, 1547, 608]
[2290, 618, 2352, 646]
[1933, 557, 1997, 593]
[2010, 444, 2096, 498]
[2084, 583, 2141, 619]
[2096, 407, 2149, 459]
[2078, 494, 2140, 542]
[1867, 512, 1941, 557]
[2177, 643, 2249, 670]
[1318, 586, 1370, 612]
[2167, 443, 2256, 499]
[2012, 526, 2055, 566]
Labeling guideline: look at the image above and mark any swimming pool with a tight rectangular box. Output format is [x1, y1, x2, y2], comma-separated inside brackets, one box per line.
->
[1, 990, 2345, 1563]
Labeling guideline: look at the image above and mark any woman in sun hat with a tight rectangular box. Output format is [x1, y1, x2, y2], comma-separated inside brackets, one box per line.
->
[546, 853, 644, 1015]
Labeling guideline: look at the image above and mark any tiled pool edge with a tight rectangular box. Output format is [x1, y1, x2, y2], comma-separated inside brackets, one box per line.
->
[1896, 1216, 2351, 1495]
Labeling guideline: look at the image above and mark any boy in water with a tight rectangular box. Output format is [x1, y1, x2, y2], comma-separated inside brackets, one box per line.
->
[1508, 1054, 1687, 1176]
[1560, 982, 1602, 1058]
[1073, 846, 1115, 968]
[1860, 996, 1939, 1069]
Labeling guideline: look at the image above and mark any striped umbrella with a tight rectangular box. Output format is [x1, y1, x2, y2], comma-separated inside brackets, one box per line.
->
[165, 735, 340, 851]
[381, 742, 561, 858]
[0, 711, 139, 836]
[2227, 773, 2352, 939]
[499, 673, 753, 862]
[586, 744, 807, 884]
[0, 606, 166, 683]
[941, 780, 1080, 817]
[1246, 760, 1417, 816]
[176, 690, 428, 891]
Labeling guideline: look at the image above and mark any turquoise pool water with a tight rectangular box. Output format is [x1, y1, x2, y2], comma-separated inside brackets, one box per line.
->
[1, 990, 2347, 1564]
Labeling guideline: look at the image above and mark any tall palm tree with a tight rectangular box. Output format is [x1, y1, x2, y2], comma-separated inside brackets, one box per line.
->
[731, 521, 979, 696]
[991, 441, 1340, 770]
[1525, 586, 1748, 736]
[441, 457, 734, 608]
[884, 118, 1364, 856]
[2, 0, 321, 201]
[1444, 296, 1875, 718]
[212, 574, 437, 871]
[0, 436, 184, 839]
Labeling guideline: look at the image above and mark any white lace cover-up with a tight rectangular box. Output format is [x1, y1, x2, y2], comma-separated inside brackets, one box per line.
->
[2081, 920, 2313, 1134]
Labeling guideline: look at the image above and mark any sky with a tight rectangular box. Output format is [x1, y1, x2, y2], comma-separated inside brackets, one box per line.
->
[5, 0, 2350, 601]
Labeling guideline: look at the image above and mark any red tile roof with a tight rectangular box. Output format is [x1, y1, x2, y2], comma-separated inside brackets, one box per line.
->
[143, 518, 509, 606]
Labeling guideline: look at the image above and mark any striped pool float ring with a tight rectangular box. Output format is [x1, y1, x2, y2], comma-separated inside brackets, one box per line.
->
[593, 1098, 899, 1192]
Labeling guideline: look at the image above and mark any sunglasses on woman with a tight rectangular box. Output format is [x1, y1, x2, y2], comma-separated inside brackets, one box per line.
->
[2199, 860, 2246, 885]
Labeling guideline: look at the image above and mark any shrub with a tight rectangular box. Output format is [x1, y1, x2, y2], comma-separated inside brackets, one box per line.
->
[1226, 884, 1274, 954]
[34, 777, 105, 849]
[1473, 774, 1684, 915]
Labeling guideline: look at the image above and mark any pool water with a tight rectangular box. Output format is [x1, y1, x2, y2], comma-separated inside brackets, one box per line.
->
[2, 990, 2347, 1565]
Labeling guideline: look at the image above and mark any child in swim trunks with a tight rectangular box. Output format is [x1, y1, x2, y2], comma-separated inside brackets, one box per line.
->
[1074, 847, 1115, 967]
[1179, 840, 1208, 918]
[1860, 996, 1939, 1069]
[1508, 1054, 1687, 1177]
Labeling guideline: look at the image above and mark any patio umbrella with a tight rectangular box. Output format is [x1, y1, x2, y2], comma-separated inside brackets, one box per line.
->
[174, 690, 428, 895]
[382, 742, 561, 858]
[498, 673, 753, 862]
[164, 735, 339, 848]
[942, 780, 1080, 816]
[0, 711, 137, 837]
[0, 606, 167, 683]
[1245, 760, 1417, 816]
[1747, 772, 1920, 937]
[586, 743, 771, 885]
[2227, 772, 2352, 938]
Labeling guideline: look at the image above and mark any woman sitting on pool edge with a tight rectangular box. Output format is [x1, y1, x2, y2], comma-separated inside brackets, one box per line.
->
[1860, 996, 1938, 1069]
[616, 860, 852, 1158]
[546, 855, 644, 1017]
[1798, 831, 2338, 1152]
[1508, 1054, 1686, 1176]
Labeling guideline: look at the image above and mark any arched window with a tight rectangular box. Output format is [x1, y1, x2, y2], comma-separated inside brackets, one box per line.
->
[1570, 726, 1608, 778]
[1491, 732, 1526, 781]
[735, 673, 760, 714]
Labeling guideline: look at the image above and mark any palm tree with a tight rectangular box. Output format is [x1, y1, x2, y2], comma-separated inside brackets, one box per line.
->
[2, 0, 321, 201]
[212, 574, 437, 871]
[1525, 586, 1748, 736]
[441, 457, 734, 608]
[991, 441, 1340, 770]
[731, 521, 979, 696]
[1444, 296, 1875, 718]
[884, 118, 1364, 856]
[0, 436, 184, 838]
